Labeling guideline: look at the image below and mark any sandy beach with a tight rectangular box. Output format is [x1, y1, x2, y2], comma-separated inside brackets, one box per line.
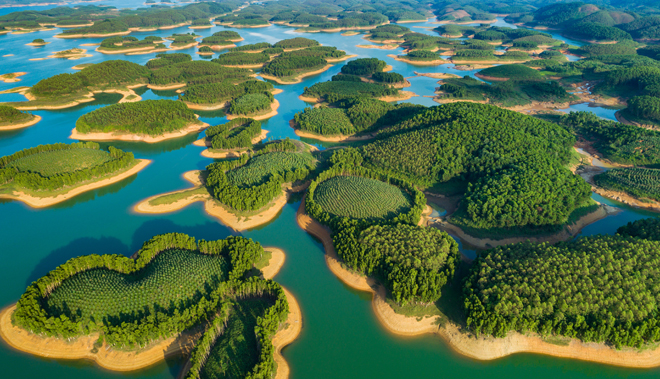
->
[226, 99, 280, 121]
[387, 54, 446, 65]
[259, 66, 332, 84]
[134, 170, 301, 231]
[70, 122, 208, 143]
[0, 114, 41, 131]
[295, 197, 660, 367]
[0, 159, 150, 208]
[290, 120, 374, 142]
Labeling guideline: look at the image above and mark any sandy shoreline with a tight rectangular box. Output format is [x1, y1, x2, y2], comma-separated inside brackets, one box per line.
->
[357, 44, 399, 50]
[414, 71, 459, 79]
[0, 245, 300, 376]
[226, 99, 279, 121]
[134, 170, 300, 231]
[0, 115, 41, 131]
[0, 72, 27, 83]
[388, 54, 446, 65]
[474, 72, 509, 81]
[259, 66, 332, 84]
[295, 197, 660, 367]
[197, 129, 269, 158]
[0, 159, 150, 208]
[290, 120, 374, 142]
[70, 122, 208, 143]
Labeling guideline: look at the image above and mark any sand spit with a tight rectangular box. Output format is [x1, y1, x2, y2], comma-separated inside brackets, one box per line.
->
[134, 170, 304, 231]
[387, 54, 446, 65]
[296, 198, 660, 367]
[272, 288, 302, 379]
[414, 71, 459, 79]
[325, 54, 358, 63]
[0, 72, 27, 83]
[290, 120, 374, 142]
[70, 122, 208, 143]
[259, 65, 332, 84]
[357, 44, 399, 50]
[0, 115, 41, 131]
[25, 41, 50, 46]
[14, 83, 146, 111]
[226, 99, 279, 121]
[147, 83, 187, 90]
[196, 129, 269, 158]
[0, 160, 150, 208]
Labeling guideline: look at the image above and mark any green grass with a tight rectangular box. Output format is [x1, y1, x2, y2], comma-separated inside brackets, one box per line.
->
[227, 152, 315, 188]
[200, 298, 275, 379]
[314, 176, 412, 220]
[542, 335, 571, 346]
[254, 249, 272, 271]
[148, 186, 209, 206]
[9, 149, 113, 177]
[45, 249, 229, 321]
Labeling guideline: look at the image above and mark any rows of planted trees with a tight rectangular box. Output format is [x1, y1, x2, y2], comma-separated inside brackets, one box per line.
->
[0, 142, 136, 191]
[205, 139, 315, 211]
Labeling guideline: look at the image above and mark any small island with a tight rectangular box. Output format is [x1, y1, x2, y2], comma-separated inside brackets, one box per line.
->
[2, 60, 152, 110]
[0, 233, 299, 378]
[388, 50, 447, 65]
[135, 139, 316, 231]
[0, 105, 41, 131]
[0, 72, 26, 83]
[96, 35, 167, 55]
[0, 142, 149, 207]
[291, 97, 423, 142]
[25, 38, 49, 46]
[72, 99, 208, 143]
[193, 118, 268, 158]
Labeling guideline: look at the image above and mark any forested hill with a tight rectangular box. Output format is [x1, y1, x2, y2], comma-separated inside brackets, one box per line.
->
[464, 220, 660, 348]
[360, 102, 592, 230]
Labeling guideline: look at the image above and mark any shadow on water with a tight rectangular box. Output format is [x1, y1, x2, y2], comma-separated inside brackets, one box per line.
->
[129, 217, 237, 254]
[47, 93, 123, 115]
[96, 132, 200, 156]
[48, 173, 139, 210]
[25, 236, 130, 287]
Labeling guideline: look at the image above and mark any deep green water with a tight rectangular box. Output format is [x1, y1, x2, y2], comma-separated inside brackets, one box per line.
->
[0, 9, 658, 379]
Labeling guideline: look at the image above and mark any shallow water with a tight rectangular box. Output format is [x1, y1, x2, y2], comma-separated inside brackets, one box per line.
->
[0, 7, 658, 379]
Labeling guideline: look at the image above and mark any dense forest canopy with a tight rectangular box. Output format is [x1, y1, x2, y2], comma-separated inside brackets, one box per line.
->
[464, 233, 660, 348]
[76, 99, 200, 136]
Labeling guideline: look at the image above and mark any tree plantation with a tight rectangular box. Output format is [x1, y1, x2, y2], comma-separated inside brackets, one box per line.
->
[464, 232, 660, 348]
[12, 233, 291, 359]
[0, 142, 137, 192]
[75, 100, 202, 136]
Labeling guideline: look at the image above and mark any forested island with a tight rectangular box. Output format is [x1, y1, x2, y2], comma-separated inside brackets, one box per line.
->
[72, 99, 207, 143]
[136, 139, 317, 231]
[0, 233, 298, 378]
[193, 117, 268, 158]
[0, 105, 41, 130]
[0, 142, 149, 207]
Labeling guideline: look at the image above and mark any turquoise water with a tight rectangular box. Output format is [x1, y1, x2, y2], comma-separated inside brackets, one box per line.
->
[0, 10, 658, 379]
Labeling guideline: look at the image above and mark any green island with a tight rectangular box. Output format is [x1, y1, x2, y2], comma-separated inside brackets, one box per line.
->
[137, 139, 317, 231]
[3, 233, 293, 378]
[0, 105, 41, 130]
[72, 99, 206, 143]
[300, 59, 414, 103]
[198, 118, 264, 155]
[436, 70, 577, 109]
[291, 97, 423, 140]
[304, 155, 459, 305]
[96, 35, 166, 54]
[0, 142, 148, 207]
